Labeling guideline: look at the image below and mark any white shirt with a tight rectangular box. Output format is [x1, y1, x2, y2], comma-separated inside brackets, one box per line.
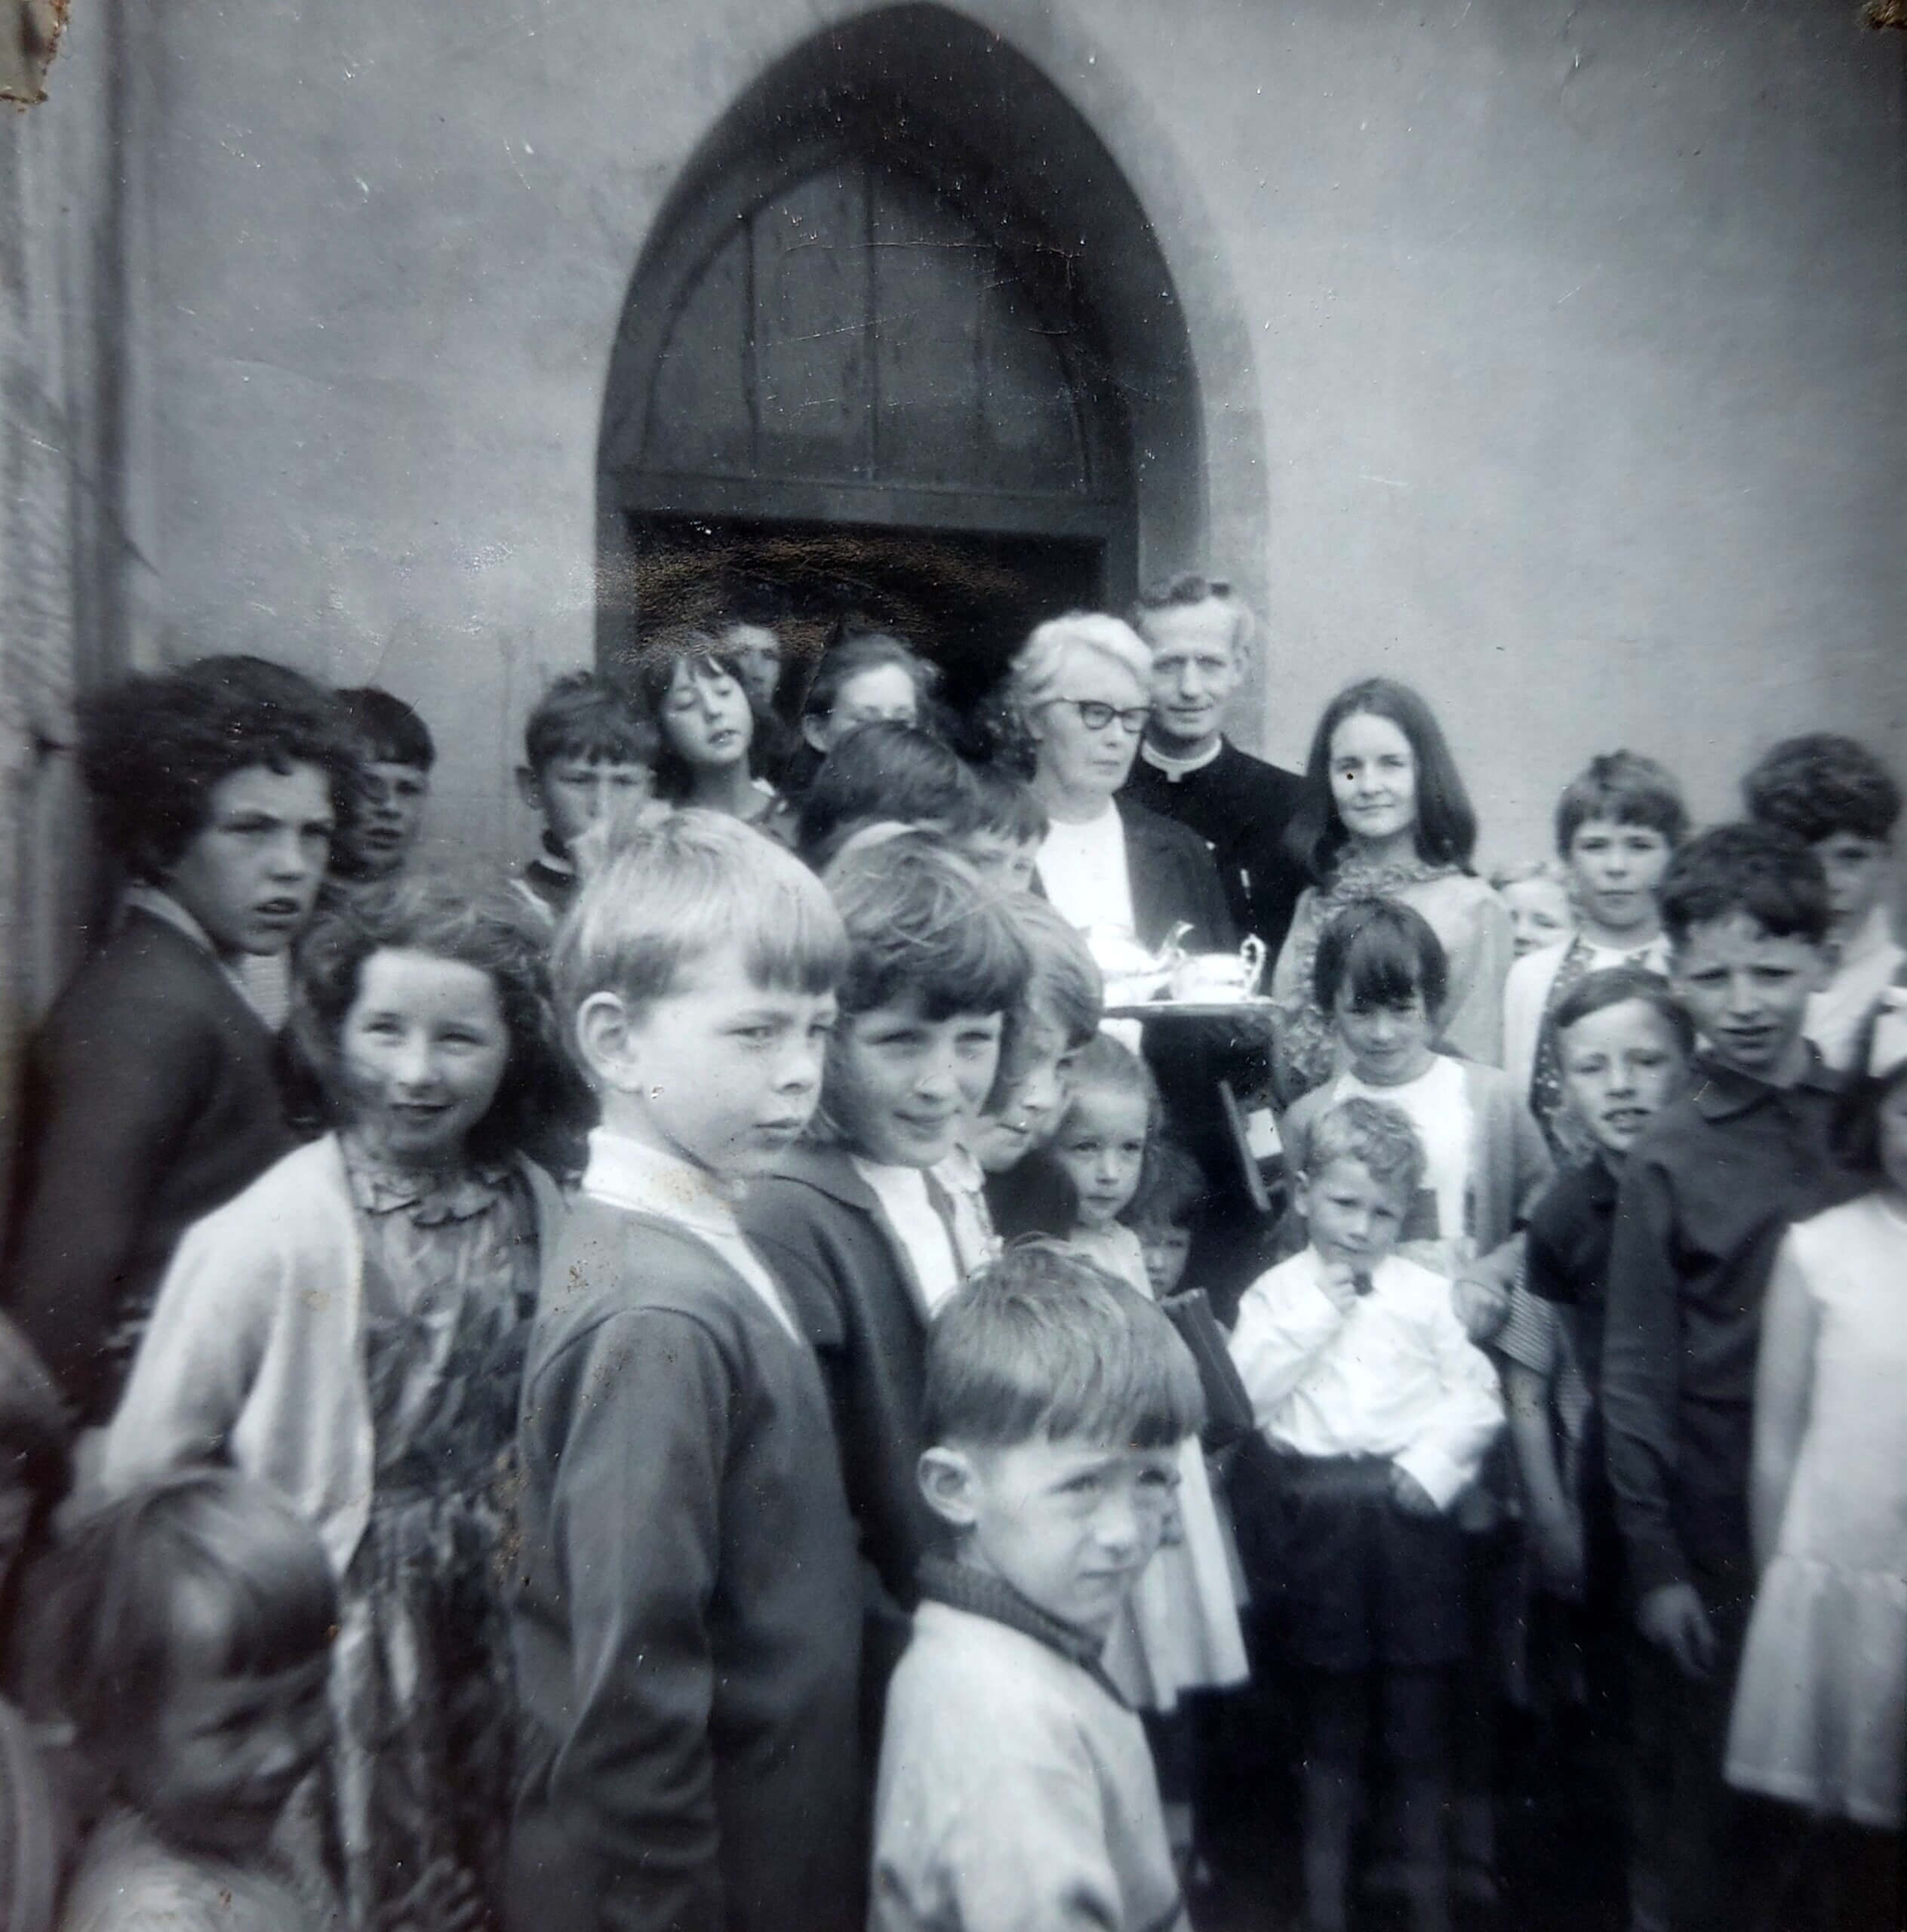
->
[1336, 1056, 1473, 1251]
[581, 1128, 800, 1340]
[852, 1157, 963, 1316]
[1808, 904, 1905, 1073]
[1229, 1247, 1504, 1509]
[1035, 804, 1137, 940]
[932, 1146, 1002, 1277]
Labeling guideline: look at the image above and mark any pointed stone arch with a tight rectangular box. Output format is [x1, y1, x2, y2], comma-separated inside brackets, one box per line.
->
[596, 5, 1217, 693]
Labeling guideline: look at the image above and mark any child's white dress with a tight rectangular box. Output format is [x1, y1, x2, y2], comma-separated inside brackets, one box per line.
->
[1726, 1193, 1907, 1829]
[1067, 1223, 1250, 1710]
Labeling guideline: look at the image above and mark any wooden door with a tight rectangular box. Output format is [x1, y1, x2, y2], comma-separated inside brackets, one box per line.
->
[601, 142, 1137, 693]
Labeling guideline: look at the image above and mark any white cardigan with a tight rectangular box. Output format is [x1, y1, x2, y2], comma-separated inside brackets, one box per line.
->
[100, 1134, 565, 1577]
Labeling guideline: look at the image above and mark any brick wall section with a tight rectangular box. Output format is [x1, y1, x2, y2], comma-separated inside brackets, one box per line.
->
[0, 0, 146, 1201]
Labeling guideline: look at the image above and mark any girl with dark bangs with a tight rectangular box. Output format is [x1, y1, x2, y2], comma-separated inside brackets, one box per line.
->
[1269, 677, 1513, 1104]
[633, 627, 779, 826]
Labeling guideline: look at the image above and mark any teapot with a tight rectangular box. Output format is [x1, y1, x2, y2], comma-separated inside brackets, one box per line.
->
[1169, 935, 1268, 1003]
[1087, 922, 1193, 1004]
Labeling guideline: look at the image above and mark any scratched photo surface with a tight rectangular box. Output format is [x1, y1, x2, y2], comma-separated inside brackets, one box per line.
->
[0, 5, 1902, 1931]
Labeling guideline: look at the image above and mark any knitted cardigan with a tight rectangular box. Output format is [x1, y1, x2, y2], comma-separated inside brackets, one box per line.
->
[98, 1134, 564, 1577]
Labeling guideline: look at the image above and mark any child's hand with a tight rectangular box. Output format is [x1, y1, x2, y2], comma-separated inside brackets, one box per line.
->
[1530, 1503, 1586, 1600]
[377, 1857, 488, 1932]
[1388, 1466, 1439, 1518]
[1636, 1582, 1717, 1682]
[1317, 1262, 1364, 1316]
[1451, 1271, 1510, 1343]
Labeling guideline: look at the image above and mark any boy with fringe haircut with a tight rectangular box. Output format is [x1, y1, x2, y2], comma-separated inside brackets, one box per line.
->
[960, 761, 1049, 894]
[1742, 731, 1903, 1072]
[1503, 750, 1687, 1150]
[743, 836, 1029, 1698]
[512, 671, 657, 925]
[508, 811, 863, 1932]
[871, 1243, 1201, 1932]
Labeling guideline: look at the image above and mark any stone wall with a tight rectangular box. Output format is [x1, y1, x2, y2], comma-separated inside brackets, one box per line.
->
[62, 0, 1907, 877]
[0, 0, 152, 1163]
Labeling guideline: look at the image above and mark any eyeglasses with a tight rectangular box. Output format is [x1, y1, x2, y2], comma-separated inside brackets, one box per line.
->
[1048, 697, 1151, 737]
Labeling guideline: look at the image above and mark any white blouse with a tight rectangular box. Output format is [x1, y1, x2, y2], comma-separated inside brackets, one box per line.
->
[1034, 805, 1137, 939]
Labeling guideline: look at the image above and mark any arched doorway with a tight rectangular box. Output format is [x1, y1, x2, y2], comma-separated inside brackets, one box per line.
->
[596, 6, 1204, 708]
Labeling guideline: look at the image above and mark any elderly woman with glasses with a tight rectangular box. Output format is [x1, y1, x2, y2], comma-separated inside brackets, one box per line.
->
[1010, 611, 1234, 961]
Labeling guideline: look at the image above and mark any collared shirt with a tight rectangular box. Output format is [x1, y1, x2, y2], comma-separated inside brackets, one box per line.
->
[1138, 737, 1224, 782]
[1601, 1049, 1860, 1601]
[1124, 737, 1309, 959]
[1807, 903, 1905, 1073]
[930, 1145, 1002, 1276]
[580, 1128, 799, 1340]
[512, 843, 577, 930]
[1229, 1247, 1504, 1511]
[851, 1157, 962, 1317]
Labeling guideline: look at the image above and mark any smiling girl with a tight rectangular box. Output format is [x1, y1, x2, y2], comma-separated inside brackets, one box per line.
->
[1269, 678, 1512, 1105]
[102, 868, 583, 1932]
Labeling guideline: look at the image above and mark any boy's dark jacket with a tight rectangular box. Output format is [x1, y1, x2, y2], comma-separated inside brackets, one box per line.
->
[742, 1146, 943, 1655]
[508, 1195, 863, 1932]
[2, 909, 297, 1420]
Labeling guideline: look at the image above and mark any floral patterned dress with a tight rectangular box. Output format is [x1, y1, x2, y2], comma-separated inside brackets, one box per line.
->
[329, 1144, 540, 1932]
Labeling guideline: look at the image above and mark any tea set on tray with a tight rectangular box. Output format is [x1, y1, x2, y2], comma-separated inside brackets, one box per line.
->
[1087, 924, 1271, 1009]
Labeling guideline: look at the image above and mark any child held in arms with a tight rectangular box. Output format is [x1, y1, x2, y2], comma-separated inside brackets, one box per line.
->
[871, 1244, 1204, 1932]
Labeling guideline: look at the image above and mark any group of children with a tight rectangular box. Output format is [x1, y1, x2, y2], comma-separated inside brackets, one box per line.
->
[0, 600, 1902, 1932]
